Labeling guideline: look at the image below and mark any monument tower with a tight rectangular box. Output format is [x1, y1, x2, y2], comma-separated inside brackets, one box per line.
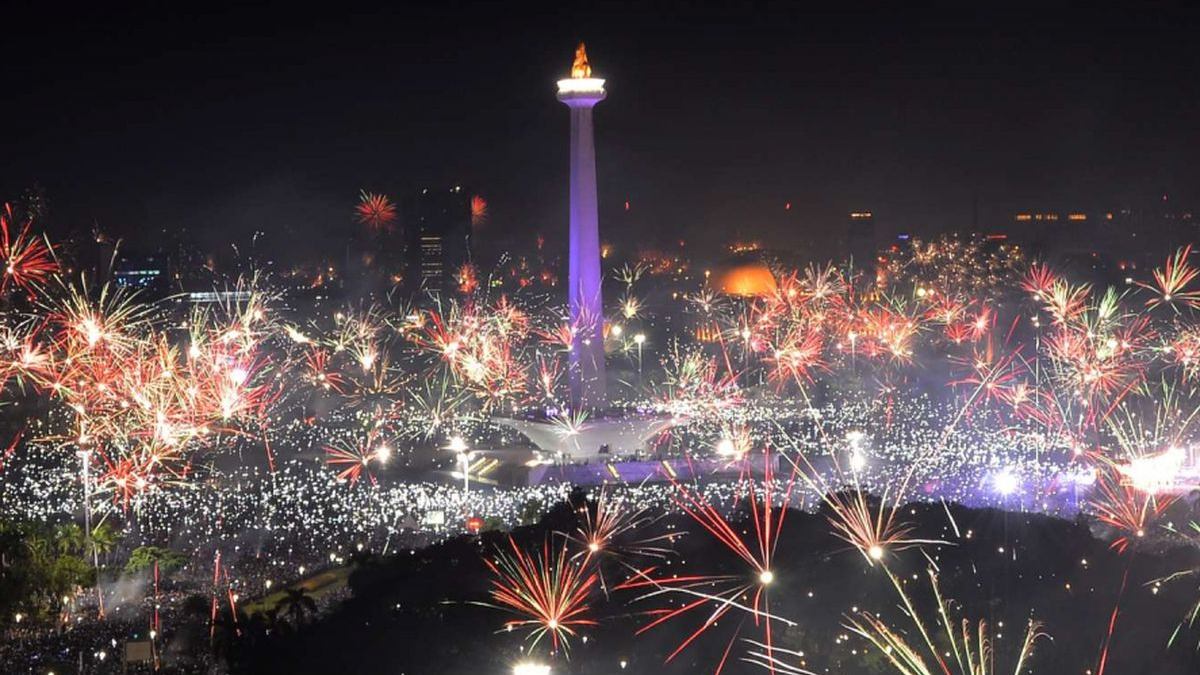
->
[557, 43, 607, 409]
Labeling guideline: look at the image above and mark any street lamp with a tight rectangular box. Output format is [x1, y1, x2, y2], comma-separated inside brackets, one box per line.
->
[741, 326, 753, 372]
[715, 437, 736, 456]
[994, 468, 1019, 497]
[846, 431, 866, 472]
[458, 451, 472, 497]
[446, 436, 472, 513]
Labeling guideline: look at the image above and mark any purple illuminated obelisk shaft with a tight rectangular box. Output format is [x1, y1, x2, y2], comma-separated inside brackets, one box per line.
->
[557, 65, 607, 410]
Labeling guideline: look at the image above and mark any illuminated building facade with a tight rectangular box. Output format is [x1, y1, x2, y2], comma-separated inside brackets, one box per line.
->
[557, 43, 607, 409]
[402, 186, 473, 293]
[112, 255, 165, 291]
[111, 251, 172, 299]
[1012, 201, 1195, 265]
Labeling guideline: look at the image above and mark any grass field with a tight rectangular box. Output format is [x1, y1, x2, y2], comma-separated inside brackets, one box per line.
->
[241, 566, 352, 616]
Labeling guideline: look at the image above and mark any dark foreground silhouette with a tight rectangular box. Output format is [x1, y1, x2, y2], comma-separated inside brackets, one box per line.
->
[227, 492, 1200, 675]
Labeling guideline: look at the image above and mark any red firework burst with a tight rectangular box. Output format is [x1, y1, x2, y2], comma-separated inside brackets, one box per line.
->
[619, 449, 798, 674]
[0, 204, 55, 297]
[1089, 466, 1175, 553]
[471, 195, 489, 228]
[457, 263, 479, 294]
[567, 488, 676, 596]
[304, 348, 346, 394]
[95, 442, 186, 510]
[485, 535, 598, 656]
[765, 325, 825, 389]
[324, 430, 393, 485]
[1140, 245, 1200, 310]
[949, 341, 1027, 412]
[354, 191, 397, 233]
[1021, 261, 1058, 300]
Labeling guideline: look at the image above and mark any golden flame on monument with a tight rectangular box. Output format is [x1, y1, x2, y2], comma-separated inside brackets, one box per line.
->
[571, 42, 592, 79]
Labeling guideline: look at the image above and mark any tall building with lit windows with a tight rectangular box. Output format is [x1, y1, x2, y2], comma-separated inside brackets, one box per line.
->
[112, 252, 167, 297]
[1010, 202, 1196, 274]
[402, 186, 473, 294]
[1010, 206, 1196, 263]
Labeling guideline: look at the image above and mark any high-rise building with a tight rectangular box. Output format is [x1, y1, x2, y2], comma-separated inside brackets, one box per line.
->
[402, 186, 472, 294]
[1010, 201, 1194, 264]
[847, 211, 877, 282]
[112, 253, 166, 294]
[557, 43, 607, 410]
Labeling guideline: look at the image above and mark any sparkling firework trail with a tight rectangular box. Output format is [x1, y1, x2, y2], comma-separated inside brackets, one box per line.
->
[484, 536, 598, 656]
[619, 448, 799, 674]
[1140, 245, 1200, 310]
[845, 567, 1047, 675]
[565, 487, 676, 596]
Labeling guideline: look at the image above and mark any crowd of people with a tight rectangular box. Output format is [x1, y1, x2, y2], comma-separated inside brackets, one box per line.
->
[0, 394, 1146, 673]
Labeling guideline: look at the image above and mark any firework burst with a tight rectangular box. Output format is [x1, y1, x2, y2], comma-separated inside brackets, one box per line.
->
[1140, 245, 1200, 310]
[619, 448, 799, 673]
[565, 488, 676, 595]
[355, 190, 397, 233]
[471, 195, 489, 228]
[845, 567, 1047, 675]
[485, 536, 598, 656]
[0, 204, 55, 297]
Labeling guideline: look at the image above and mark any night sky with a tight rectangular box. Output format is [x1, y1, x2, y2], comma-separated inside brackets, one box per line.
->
[2, 1, 1198, 259]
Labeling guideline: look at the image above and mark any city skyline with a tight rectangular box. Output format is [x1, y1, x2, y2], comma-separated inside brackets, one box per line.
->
[6, 6, 1200, 673]
[1, 2, 1198, 258]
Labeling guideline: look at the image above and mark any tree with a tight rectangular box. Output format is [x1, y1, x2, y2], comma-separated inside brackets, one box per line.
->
[124, 546, 188, 575]
[278, 587, 318, 628]
[88, 521, 122, 564]
[0, 522, 95, 625]
[50, 555, 93, 595]
[53, 523, 85, 557]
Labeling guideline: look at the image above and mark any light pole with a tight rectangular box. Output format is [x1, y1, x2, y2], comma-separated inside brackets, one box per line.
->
[741, 325, 752, 375]
[447, 435, 471, 515]
[78, 448, 93, 532]
[459, 451, 472, 498]
[634, 332, 646, 380]
[77, 447, 104, 616]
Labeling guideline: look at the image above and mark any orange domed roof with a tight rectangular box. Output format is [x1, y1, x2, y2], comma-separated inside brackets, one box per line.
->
[713, 261, 777, 297]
